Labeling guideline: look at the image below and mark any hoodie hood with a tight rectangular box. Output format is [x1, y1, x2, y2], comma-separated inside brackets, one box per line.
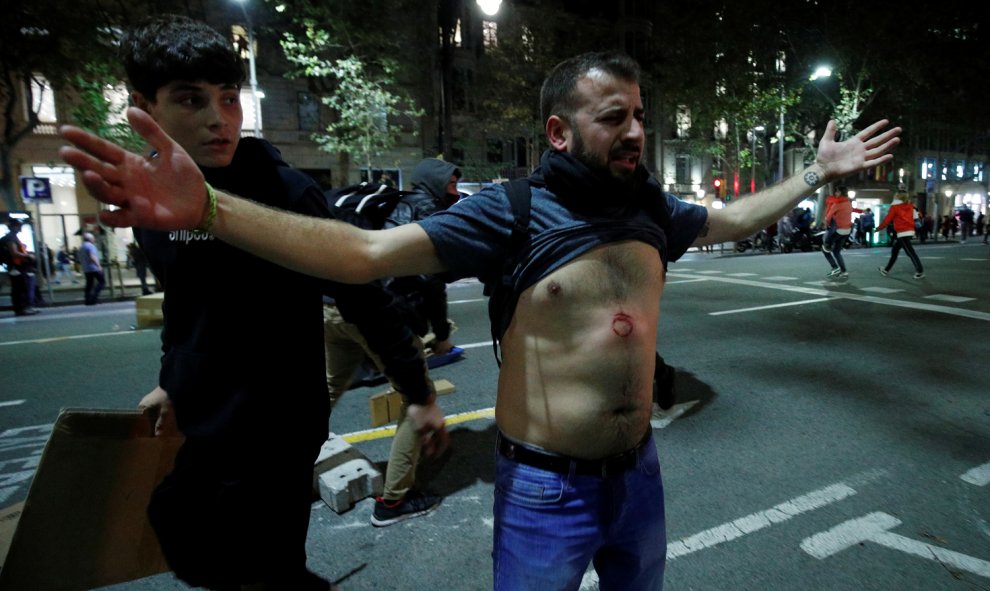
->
[411, 158, 461, 206]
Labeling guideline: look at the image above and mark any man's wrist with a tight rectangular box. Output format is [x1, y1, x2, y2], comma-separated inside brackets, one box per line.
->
[196, 182, 217, 233]
[801, 164, 827, 190]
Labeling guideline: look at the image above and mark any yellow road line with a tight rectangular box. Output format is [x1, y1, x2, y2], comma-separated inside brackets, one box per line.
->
[342, 407, 495, 444]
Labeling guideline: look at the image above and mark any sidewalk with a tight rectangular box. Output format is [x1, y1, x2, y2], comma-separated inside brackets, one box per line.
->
[0, 267, 154, 313]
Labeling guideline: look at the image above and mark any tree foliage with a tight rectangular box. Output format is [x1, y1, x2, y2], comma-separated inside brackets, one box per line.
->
[269, 0, 427, 177]
[0, 0, 126, 209]
[70, 62, 145, 154]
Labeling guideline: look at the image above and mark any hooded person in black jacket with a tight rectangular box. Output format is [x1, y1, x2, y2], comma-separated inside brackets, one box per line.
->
[120, 15, 446, 590]
[384, 158, 462, 354]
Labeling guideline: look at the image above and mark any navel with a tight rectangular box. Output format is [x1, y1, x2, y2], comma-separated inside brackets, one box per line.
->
[612, 312, 633, 337]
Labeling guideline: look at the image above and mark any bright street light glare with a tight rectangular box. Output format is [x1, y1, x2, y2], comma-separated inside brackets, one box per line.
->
[809, 66, 833, 81]
[477, 0, 502, 16]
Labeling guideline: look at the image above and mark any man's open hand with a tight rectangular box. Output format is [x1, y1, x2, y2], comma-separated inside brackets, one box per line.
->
[816, 119, 901, 182]
[59, 107, 208, 231]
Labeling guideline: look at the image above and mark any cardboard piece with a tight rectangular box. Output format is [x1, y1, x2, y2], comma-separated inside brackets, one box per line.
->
[135, 292, 164, 328]
[0, 409, 183, 591]
[368, 379, 456, 428]
[0, 503, 23, 570]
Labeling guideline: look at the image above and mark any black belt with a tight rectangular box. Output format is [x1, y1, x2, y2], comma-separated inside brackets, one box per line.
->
[496, 430, 648, 478]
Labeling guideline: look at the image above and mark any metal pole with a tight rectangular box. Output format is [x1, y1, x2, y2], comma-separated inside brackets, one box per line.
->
[238, 4, 262, 137]
[778, 98, 785, 182]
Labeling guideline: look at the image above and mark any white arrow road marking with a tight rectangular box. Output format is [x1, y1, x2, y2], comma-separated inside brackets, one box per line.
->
[580, 481, 860, 589]
[801, 512, 990, 579]
[962, 462, 990, 486]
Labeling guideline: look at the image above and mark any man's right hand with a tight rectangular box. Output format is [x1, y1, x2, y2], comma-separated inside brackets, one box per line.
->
[138, 386, 177, 437]
[59, 107, 208, 231]
[406, 402, 449, 457]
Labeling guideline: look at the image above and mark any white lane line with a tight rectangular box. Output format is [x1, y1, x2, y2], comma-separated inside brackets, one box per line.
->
[650, 400, 699, 429]
[668, 272, 990, 322]
[762, 276, 799, 281]
[710, 298, 831, 316]
[924, 294, 976, 303]
[449, 298, 485, 305]
[801, 512, 990, 579]
[961, 462, 990, 486]
[0, 329, 152, 347]
[457, 340, 494, 350]
[666, 482, 858, 560]
[666, 278, 710, 285]
[0, 400, 25, 408]
[858, 287, 905, 294]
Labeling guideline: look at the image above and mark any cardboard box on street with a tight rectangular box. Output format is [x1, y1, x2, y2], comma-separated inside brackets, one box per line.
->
[368, 379, 456, 428]
[0, 409, 183, 591]
[135, 292, 164, 328]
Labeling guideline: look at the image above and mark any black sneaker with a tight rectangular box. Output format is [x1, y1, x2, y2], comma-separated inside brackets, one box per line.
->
[371, 491, 442, 527]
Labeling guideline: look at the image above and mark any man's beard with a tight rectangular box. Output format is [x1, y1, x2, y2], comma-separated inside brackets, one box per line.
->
[570, 129, 638, 188]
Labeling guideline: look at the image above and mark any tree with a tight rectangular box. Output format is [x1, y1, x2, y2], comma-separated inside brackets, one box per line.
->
[288, 49, 422, 177]
[0, 0, 127, 210]
[270, 0, 427, 184]
[70, 62, 144, 154]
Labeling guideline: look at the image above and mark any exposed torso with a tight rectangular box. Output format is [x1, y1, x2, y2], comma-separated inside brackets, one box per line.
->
[496, 240, 664, 458]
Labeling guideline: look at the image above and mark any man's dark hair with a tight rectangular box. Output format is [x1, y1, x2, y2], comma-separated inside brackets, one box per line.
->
[540, 51, 641, 124]
[121, 14, 245, 99]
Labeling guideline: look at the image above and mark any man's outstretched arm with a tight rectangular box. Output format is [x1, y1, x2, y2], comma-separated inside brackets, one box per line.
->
[698, 119, 901, 245]
[59, 107, 443, 284]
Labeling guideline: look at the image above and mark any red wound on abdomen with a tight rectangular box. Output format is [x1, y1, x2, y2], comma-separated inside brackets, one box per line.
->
[612, 313, 633, 337]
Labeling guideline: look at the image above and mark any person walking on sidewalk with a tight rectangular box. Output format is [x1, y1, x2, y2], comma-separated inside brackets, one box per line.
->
[820, 185, 860, 279]
[1, 217, 39, 316]
[877, 190, 925, 279]
[80, 232, 105, 305]
[60, 49, 901, 591]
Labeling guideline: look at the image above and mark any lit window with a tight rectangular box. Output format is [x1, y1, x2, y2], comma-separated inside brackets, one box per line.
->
[482, 20, 497, 48]
[104, 83, 130, 126]
[231, 25, 252, 60]
[676, 106, 691, 138]
[30, 75, 57, 123]
[241, 89, 263, 134]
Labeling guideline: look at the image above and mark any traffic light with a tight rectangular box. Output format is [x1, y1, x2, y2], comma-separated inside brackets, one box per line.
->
[713, 177, 725, 200]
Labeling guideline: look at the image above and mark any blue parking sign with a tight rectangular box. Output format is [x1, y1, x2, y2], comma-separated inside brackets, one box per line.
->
[20, 176, 53, 203]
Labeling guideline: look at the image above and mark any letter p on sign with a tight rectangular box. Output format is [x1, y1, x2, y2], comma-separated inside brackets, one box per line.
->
[20, 177, 52, 204]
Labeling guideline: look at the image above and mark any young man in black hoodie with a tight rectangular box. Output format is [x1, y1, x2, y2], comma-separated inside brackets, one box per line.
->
[119, 15, 446, 590]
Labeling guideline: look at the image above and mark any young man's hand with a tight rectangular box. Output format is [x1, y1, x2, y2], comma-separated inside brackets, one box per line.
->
[59, 107, 208, 231]
[406, 402, 449, 457]
[138, 386, 178, 437]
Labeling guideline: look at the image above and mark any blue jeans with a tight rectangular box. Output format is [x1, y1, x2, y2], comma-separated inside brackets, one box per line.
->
[822, 230, 848, 272]
[493, 433, 666, 591]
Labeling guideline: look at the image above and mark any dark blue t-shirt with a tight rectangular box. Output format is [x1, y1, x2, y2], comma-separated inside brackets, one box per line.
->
[417, 182, 708, 293]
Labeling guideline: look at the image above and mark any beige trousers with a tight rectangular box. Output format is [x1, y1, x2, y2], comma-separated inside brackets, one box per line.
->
[323, 303, 432, 500]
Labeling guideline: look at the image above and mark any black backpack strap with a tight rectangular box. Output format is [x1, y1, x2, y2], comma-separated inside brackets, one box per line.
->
[487, 178, 532, 365]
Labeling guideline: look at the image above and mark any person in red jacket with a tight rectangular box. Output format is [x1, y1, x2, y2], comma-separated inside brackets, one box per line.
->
[877, 191, 925, 279]
[821, 185, 861, 279]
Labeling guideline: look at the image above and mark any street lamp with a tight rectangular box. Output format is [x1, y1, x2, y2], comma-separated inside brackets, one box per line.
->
[476, 0, 502, 16]
[233, 0, 263, 137]
[750, 125, 765, 193]
[777, 62, 832, 182]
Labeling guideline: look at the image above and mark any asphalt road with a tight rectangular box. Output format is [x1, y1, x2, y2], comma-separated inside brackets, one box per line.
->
[2, 240, 988, 590]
